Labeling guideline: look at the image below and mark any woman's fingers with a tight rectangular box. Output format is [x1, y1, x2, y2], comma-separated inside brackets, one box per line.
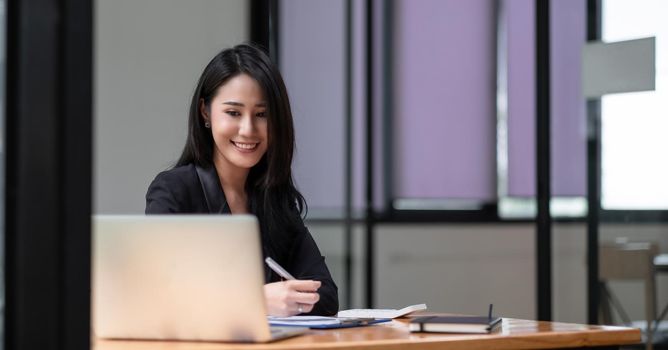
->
[292, 290, 320, 305]
[286, 280, 320, 315]
[264, 280, 322, 316]
[287, 280, 320, 310]
[285, 279, 321, 292]
[296, 302, 314, 314]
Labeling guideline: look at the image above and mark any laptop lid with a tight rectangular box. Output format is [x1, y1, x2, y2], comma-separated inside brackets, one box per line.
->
[93, 214, 303, 342]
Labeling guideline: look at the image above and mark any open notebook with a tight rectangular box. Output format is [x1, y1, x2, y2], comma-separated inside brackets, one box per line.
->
[337, 303, 427, 319]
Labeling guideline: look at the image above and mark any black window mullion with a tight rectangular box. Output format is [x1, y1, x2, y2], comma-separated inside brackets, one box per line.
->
[4, 0, 92, 349]
[535, 0, 552, 322]
[586, 0, 602, 326]
[61, 0, 93, 347]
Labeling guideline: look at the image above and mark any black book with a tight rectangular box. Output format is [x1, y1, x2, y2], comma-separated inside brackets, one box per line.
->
[409, 315, 502, 334]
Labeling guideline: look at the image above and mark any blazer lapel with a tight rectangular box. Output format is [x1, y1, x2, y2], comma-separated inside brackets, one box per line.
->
[195, 165, 230, 214]
[195, 165, 270, 280]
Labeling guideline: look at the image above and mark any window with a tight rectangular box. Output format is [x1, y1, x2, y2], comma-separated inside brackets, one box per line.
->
[601, 0, 668, 210]
[499, 0, 587, 218]
[283, 0, 592, 220]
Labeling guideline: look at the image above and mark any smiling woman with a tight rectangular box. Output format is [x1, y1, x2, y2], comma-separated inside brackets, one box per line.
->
[144, 44, 339, 317]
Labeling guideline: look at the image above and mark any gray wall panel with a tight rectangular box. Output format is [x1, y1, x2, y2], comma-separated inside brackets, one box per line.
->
[95, 0, 248, 214]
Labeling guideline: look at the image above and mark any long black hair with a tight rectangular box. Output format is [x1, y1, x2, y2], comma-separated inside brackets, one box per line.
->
[177, 44, 306, 260]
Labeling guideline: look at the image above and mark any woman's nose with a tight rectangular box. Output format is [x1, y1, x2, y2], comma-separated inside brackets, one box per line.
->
[238, 114, 255, 136]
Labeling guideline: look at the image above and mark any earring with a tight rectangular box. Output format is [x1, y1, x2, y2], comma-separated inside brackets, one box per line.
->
[205, 122, 210, 128]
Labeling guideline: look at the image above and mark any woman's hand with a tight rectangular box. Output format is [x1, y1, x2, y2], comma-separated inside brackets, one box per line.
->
[263, 280, 321, 317]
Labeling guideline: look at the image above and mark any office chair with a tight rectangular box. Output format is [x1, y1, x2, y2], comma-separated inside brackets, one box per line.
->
[599, 240, 658, 350]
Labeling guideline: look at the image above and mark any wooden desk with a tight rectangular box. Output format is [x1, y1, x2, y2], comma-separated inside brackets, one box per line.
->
[94, 318, 640, 350]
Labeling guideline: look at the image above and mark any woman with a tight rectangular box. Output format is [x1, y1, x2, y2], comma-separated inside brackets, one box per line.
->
[145, 44, 338, 316]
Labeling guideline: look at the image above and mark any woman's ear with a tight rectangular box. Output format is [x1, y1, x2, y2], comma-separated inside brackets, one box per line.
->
[199, 98, 209, 123]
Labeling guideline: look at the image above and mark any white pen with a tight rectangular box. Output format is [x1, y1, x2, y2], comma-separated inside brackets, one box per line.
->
[265, 257, 296, 280]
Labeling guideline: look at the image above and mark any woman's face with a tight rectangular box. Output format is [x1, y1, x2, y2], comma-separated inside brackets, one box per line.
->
[202, 73, 269, 173]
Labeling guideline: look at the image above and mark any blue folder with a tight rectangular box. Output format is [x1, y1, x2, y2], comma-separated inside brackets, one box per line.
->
[268, 316, 391, 329]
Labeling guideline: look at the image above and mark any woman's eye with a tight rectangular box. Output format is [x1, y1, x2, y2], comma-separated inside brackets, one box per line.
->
[225, 110, 240, 117]
[256, 111, 266, 118]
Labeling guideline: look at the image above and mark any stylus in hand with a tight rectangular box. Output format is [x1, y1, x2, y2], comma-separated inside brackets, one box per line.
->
[265, 257, 296, 280]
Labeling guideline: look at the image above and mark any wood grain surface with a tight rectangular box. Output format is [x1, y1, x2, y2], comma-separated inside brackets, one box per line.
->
[93, 317, 641, 350]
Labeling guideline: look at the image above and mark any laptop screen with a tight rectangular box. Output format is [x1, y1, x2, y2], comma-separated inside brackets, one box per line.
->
[93, 214, 278, 342]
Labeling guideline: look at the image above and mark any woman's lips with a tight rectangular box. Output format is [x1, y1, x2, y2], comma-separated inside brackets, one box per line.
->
[231, 141, 259, 152]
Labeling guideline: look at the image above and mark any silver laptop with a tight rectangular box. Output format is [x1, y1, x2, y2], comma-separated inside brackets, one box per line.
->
[92, 214, 307, 342]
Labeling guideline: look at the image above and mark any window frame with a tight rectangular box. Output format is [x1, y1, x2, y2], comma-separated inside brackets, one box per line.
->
[4, 0, 92, 348]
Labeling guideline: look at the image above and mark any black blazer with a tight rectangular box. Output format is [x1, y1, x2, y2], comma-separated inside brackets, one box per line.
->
[145, 164, 339, 316]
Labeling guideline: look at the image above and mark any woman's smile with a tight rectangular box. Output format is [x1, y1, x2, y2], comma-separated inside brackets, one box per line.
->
[231, 140, 260, 152]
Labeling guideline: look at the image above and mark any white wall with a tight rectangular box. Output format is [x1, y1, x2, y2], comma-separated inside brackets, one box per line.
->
[375, 224, 535, 319]
[95, 0, 248, 214]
